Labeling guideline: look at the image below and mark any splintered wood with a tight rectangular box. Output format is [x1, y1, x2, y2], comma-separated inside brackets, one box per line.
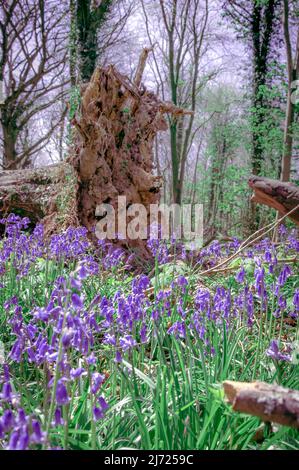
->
[0, 49, 190, 256]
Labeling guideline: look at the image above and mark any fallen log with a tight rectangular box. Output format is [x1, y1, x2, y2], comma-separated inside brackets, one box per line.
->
[0, 163, 78, 235]
[223, 380, 299, 428]
[0, 50, 187, 257]
[248, 176, 299, 225]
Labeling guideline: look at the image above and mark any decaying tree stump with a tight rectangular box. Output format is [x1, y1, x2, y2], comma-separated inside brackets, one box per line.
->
[249, 176, 299, 225]
[223, 380, 299, 428]
[0, 52, 188, 256]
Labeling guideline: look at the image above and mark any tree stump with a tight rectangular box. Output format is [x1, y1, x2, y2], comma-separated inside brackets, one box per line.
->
[0, 55, 187, 257]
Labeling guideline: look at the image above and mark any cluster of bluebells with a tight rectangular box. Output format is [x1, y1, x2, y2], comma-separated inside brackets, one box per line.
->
[0, 215, 134, 281]
[94, 272, 193, 366]
[0, 216, 298, 449]
[266, 340, 292, 363]
[146, 224, 195, 265]
[195, 238, 241, 271]
[0, 364, 45, 449]
[1, 259, 110, 448]
[49, 227, 90, 260]
[0, 215, 92, 279]
[138, 223, 240, 269]
[191, 283, 254, 351]
[0, 215, 43, 278]
[147, 238, 170, 264]
[100, 274, 152, 361]
[97, 239, 127, 269]
[171, 233, 299, 355]
[0, 260, 192, 445]
[0, 407, 45, 450]
[234, 234, 299, 320]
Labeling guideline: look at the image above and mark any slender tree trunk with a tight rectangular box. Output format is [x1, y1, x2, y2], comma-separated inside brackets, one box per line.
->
[281, 88, 295, 181]
[70, 0, 77, 87]
[1, 118, 18, 169]
[281, 0, 299, 182]
[170, 121, 180, 203]
[168, 28, 181, 204]
[191, 139, 203, 206]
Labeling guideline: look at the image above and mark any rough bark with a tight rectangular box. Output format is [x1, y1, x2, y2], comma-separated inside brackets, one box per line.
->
[0, 59, 187, 257]
[248, 175, 299, 225]
[223, 380, 299, 429]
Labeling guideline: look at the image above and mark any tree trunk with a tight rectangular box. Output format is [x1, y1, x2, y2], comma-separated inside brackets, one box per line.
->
[76, 0, 113, 82]
[2, 124, 17, 169]
[281, 0, 299, 182]
[281, 89, 295, 182]
[250, 0, 277, 231]
[0, 59, 188, 257]
[1, 109, 19, 169]
[70, 0, 77, 87]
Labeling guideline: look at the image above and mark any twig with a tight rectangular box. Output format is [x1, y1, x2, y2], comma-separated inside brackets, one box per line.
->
[195, 203, 299, 277]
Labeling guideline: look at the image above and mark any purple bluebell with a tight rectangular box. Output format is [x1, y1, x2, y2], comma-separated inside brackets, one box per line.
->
[56, 381, 69, 406]
[266, 340, 291, 362]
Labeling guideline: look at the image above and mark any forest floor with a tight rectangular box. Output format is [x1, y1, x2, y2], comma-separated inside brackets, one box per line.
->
[0, 214, 298, 450]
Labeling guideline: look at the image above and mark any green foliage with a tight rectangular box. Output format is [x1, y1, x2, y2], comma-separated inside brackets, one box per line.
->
[249, 61, 286, 176]
[188, 85, 251, 236]
[0, 241, 298, 450]
[67, 86, 81, 145]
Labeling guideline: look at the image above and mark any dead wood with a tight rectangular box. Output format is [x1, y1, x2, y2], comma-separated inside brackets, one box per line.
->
[223, 380, 299, 428]
[0, 163, 78, 236]
[0, 50, 191, 257]
[248, 176, 299, 225]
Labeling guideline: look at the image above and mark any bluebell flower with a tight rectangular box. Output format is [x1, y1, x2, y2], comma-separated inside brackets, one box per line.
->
[266, 340, 291, 362]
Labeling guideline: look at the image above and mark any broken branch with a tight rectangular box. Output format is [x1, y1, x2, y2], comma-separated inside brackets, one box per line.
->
[223, 380, 299, 429]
